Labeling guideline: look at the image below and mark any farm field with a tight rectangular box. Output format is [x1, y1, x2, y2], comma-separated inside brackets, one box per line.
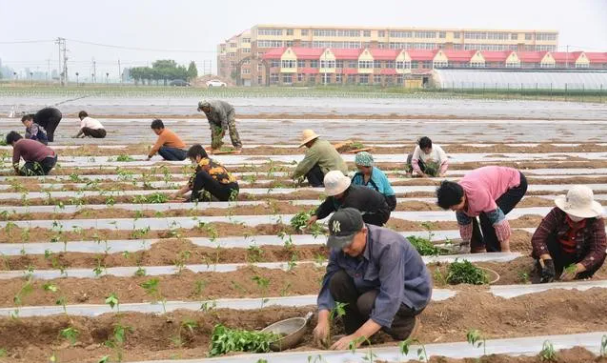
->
[0, 95, 606, 363]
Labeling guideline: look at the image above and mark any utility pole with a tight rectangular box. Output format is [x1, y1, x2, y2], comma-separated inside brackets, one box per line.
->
[61, 39, 68, 84]
[565, 45, 569, 69]
[55, 38, 63, 85]
[92, 58, 97, 83]
[118, 59, 122, 84]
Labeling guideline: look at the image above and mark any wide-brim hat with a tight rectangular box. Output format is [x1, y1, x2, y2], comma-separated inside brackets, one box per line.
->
[324, 170, 351, 196]
[299, 129, 320, 147]
[555, 185, 604, 219]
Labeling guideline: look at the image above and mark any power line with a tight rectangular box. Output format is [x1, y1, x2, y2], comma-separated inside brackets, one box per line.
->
[0, 39, 54, 44]
[65, 38, 216, 53]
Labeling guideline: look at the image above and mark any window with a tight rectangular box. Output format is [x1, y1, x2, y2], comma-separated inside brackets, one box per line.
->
[536, 33, 557, 41]
[433, 60, 448, 68]
[281, 60, 296, 68]
[469, 61, 485, 68]
[242, 38, 251, 43]
[301, 29, 309, 36]
[390, 31, 413, 38]
[258, 76, 263, 84]
[242, 48, 251, 53]
[525, 33, 533, 40]
[310, 60, 319, 68]
[378, 31, 385, 37]
[505, 61, 520, 68]
[242, 68, 251, 74]
[348, 60, 357, 68]
[396, 75, 404, 85]
[411, 61, 419, 68]
[396, 61, 411, 69]
[487, 32, 509, 40]
[270, 60, 280, 68]
[540, 62, 555, 69]
[347, 75, 356, 84]
[297, 73, 304, 82]
[297, 60, 306, 68]
[439, 31, 446, 38]
[359, 74, 369, 84]
[415, 31, 436, 38]
[363, 30, 371, 37]
[313, 29, 361, 37]
[453, 32, 461, 38]
[286, 29, 294, 36]
[321, 60, 336, 68]
[336, 60, 344, 68]
[510, 33, 518, 40]
[373, 75, 382, 84]
[257, 40, 284, 48]
[374, 60, 382, 69]
[258, 28, 283, 36]
[385, 75, 394, 85]
[257, 63, 264, 71]
[422, 61, 432, 69]
[282, 74, 293, 84]
[242, 60, 250, 65]
[335, 74, 343, 83]
[270, 73, 279, 84]
[358, 60, 373, 69]
[286, 41, 293, 47]
[386, 61, 395, 69]
[575, 63, 589, 69]
[301, 41, 311, 48]
[322, 73, 331, 84]
[230, 43, 237, 48]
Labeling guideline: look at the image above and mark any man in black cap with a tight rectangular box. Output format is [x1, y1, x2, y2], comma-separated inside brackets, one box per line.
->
[313, 208, 432, 350]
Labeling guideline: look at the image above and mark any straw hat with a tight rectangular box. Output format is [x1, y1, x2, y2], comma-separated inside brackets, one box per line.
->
[299, 129, 320, 147]
[324, 170, 351, 196]
[555, 185, 604, 219]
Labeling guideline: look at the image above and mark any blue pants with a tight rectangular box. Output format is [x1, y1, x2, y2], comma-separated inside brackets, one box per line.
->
[158, 147, 186, 161]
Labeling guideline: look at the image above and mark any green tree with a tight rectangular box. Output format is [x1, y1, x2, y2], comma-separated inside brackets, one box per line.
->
[187, 61, 198, 80]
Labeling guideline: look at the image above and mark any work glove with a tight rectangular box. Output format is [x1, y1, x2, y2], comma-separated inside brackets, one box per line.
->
[540, 259, 556, 283]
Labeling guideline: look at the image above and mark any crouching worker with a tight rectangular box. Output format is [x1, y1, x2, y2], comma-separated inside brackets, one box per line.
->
[308, 171, 391, 227]
[172, 144, 239, 202]
[352, 151, 396, 211]
[292, 129, 348, 187]
[21, 114, 48, 145]
[532, 185, 606, 283]
[313, 208, 431, 350]
[6, 131, 57, 176]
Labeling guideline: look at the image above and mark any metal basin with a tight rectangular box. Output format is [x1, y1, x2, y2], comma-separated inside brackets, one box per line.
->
[261, 315, 309, 351]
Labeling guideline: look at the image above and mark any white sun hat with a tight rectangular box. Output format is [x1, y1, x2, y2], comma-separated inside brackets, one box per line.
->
[324, 170, 351, 196]
[299, 129, 320, 147]
[555, 185, 604, 219]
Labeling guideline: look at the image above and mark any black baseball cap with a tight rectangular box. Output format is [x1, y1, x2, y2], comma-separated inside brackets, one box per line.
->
[327, 208, 364, 249]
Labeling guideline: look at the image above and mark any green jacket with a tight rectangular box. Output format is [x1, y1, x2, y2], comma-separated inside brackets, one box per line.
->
[292, 139, 348, 179]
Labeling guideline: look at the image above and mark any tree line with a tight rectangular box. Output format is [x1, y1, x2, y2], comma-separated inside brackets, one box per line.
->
[130, 60, 198, 85]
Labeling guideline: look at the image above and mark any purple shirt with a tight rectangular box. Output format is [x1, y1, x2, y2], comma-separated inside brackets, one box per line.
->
[12, 139, 55, 165]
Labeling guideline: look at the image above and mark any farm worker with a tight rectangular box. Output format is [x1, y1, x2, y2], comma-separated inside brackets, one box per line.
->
[146, 119, 187, 161]
[292, 129, 348, 187]
[308, 170, 391, 227]
[197, 100, 242, 154]
[406, 136, 448, 178]
[21, 114, 49, 145]
[313, 208, 431, 350]
[73, 111, 106, 138]
[351, 152, 396, 211]
[436, 166, 528, 253]
[532, 185, 606, 283]
[172, 144, 239, 202]
[32, 107, 62, 142]
[6, 131, 57, 176]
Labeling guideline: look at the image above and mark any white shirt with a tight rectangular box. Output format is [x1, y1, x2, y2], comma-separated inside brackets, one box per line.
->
[80, 117, 104, 130]
[412, 144, 447, 164]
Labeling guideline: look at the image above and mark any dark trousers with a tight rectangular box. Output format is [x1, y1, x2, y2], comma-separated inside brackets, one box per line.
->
[82, 128, 107, 138]
[20, 155, 57, 176]
[158, 146, 187, 161]
[329, 270, 421, 340]
[190, 171, 239, 202]
[471, 173, 528, 252]
[533, 235, 606, 281]
[362, 207, 391, 227]
[36, 108, 62, 142]
[306, 164, 325, 187]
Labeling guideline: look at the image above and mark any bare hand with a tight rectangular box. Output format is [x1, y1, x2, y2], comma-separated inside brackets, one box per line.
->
[307, 215, 319, 227]
[313, 322, 329, 348]
[331, 334, 361, 350]
[560, 269, 577, 282]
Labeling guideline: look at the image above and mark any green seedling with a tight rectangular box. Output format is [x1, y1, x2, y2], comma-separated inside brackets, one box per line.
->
[174, 250, 191, 273]
[407, 235, 441, 256]
[246, 245, 263, 263]
[140, 278, 167, 313]
[324, 301, 348, 349]
[600, 335, 607, 357]
[446, 260, 489, 285]
[209, 324, 278, 357]
[98, 356, 110, 363]
[93, 256, 106, 277]
[55, 296, 68, 316]
[563, 264, 577, 278]
[540, 340, 557, 362]
[105, 323, 132, 363]
[0, 348, 7, 357]
[115, 154, 135, 162]
[193, 279, 208, 299]
[134, 266, 146, 277]
[400, 337, 428, 362]
[42, 283, 58, 293]
[105, 293, 120, 313]
[13, 278, 34, 317]
[171, 319, 198, 349]
[466, 329, 486, 356]
[60, 326, 79, 346]
[280, 282, 292, 297]
[252, 275, 270, 308]
[130, 226, 151, 239]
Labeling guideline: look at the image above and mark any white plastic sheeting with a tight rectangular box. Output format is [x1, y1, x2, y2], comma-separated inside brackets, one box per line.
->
[491, 279, 607, 298]
[434, 69, 607, 90]
[134, 332, 605, 363]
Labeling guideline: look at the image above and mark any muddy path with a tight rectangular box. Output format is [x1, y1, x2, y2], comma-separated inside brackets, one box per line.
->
[1, 288, 607, 362]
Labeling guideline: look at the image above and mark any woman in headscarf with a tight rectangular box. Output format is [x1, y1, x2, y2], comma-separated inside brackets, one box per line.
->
[351, 152, 396, 211]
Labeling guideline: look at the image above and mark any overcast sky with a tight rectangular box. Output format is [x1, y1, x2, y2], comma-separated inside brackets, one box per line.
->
[1, 0, 606, 81]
